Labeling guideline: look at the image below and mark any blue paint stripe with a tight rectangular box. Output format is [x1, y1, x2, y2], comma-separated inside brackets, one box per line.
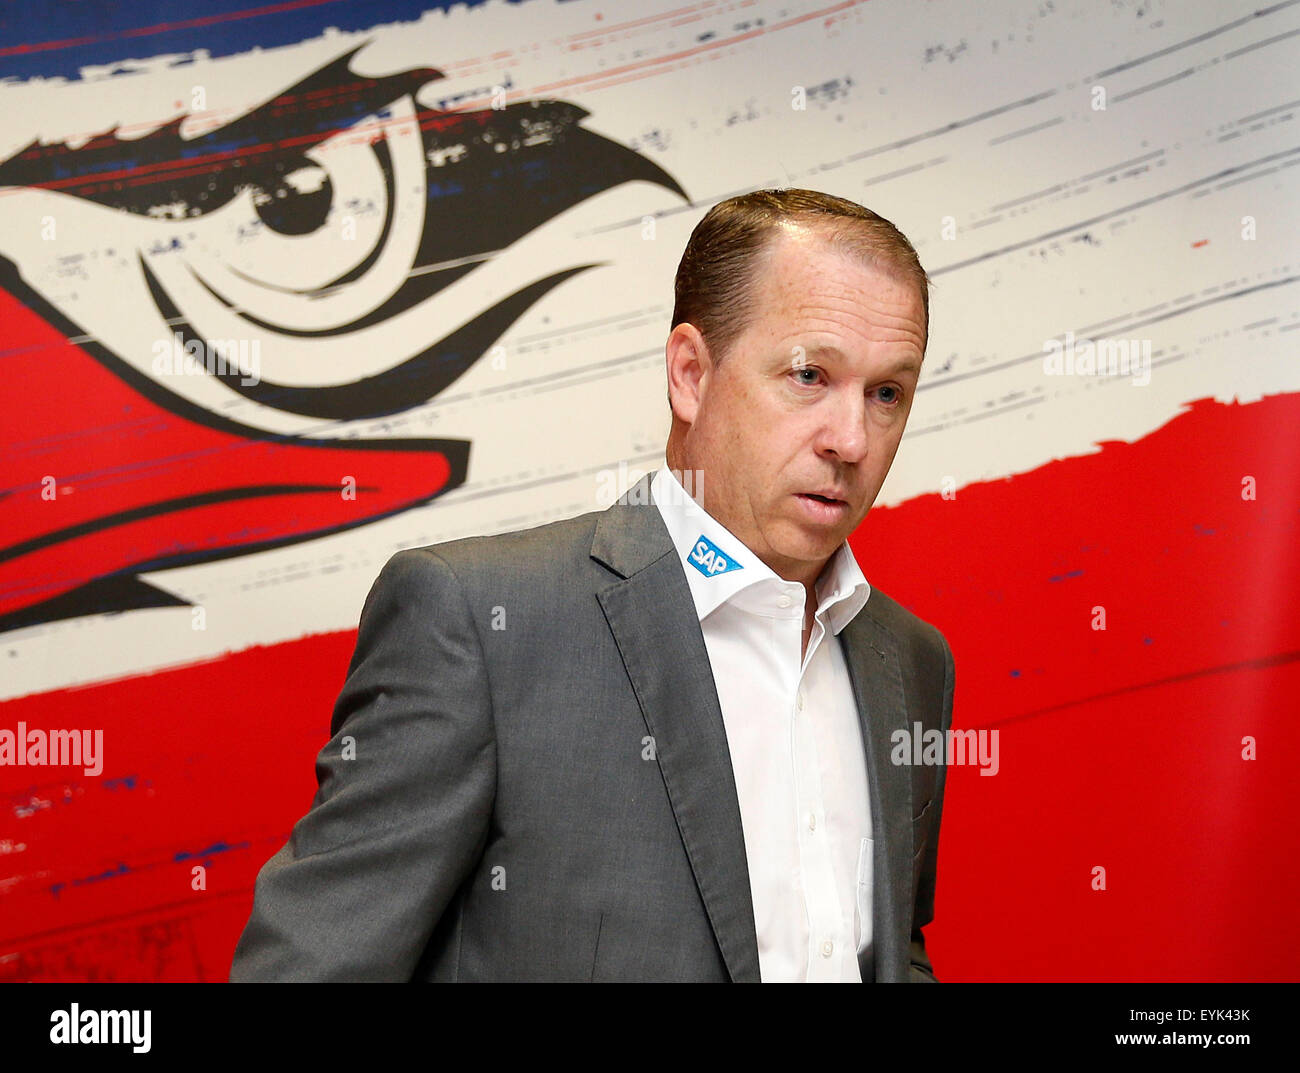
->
[0, 0, 518, 83]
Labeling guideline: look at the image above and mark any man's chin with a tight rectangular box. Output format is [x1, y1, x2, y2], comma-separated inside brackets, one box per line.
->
[767, 525, 844, 571]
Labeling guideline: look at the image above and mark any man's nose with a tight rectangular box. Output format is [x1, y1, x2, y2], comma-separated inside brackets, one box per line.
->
[816, 389, 869, 463]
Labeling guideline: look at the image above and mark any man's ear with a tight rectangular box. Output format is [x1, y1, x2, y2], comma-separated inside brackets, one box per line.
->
[665, 322, 711, 426]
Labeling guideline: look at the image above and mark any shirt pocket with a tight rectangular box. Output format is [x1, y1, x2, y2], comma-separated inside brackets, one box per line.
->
[855, 836, 872, 960]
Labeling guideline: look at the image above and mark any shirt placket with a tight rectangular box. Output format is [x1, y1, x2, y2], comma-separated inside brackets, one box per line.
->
[786, 603, 848, 982]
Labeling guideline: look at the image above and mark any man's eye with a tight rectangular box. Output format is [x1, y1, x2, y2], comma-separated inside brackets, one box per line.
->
[792, 367, 821, 385]
[876, 385, 902, 404]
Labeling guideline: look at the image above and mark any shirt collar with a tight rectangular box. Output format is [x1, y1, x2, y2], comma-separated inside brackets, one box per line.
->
[650, 464, 871, 632]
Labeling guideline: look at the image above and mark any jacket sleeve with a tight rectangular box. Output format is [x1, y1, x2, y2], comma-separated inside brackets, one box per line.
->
[908, 631, 954, 983]
[229, 547, 496, 981]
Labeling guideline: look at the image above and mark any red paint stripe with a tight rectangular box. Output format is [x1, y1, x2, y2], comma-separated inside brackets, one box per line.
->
[0, 288, 459, 619]
[1, 392, 1297, 980]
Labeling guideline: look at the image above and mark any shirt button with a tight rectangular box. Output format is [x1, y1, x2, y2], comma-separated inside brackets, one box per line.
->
[808, 812, 816, 831]
[777, 593, 792, 608]
[821, 940, 834, 958]
[797, 692, 805, 711]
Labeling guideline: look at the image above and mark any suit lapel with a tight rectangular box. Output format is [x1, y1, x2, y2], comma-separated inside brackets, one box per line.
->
[839, 609, 915, 983]
[591, 473, 762, 983]
[589, 472, 915, 983]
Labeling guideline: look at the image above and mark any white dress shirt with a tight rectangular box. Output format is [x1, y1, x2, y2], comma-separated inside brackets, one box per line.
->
[650, 465, 874, 982]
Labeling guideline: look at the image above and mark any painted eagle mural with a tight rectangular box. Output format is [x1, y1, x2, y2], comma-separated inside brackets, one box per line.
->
[0, 45, 687, 632]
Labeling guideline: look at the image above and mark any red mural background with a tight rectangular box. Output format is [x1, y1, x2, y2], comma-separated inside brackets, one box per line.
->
[2, 0, 1297, 982]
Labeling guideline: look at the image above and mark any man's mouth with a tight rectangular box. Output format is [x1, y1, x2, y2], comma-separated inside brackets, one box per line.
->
[795, 492, 850, 522]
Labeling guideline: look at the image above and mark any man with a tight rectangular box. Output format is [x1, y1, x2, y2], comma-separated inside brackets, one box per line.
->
[230, 188, 954, 982]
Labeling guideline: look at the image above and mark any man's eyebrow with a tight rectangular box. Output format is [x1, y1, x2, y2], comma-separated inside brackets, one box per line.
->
[790, 343, 923, 375]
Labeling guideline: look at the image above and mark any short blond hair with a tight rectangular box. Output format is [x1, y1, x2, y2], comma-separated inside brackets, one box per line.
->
[671, 188, 930, 364]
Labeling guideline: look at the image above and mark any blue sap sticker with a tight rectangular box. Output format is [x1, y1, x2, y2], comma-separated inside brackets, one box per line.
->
[687, 535, 743, 577]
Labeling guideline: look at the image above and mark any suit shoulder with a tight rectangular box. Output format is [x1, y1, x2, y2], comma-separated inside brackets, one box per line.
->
[860, 586, 952, 664]
[859, 587, 954, 725]
[380, 504, 606, 584]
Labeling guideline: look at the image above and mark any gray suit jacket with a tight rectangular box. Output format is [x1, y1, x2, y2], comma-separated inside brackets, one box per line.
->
[230, 472, 955, 982]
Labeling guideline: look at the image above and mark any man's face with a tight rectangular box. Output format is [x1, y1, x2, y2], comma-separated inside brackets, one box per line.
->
[668, 223, 927, 588]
